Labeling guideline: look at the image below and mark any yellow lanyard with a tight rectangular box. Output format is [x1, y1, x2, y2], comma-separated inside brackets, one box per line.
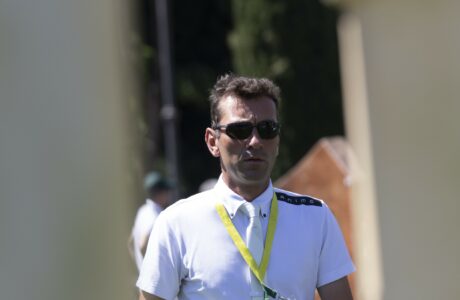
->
[215, 193, 278, 284]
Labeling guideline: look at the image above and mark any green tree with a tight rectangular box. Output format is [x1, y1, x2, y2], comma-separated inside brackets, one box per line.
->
[229, 0, 344, 179]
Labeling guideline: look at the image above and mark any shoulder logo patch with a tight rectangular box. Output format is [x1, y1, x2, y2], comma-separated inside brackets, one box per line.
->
[275, 192, 322, 207]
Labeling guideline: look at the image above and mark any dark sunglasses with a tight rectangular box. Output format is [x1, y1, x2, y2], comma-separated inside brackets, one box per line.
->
[213, 120, 280, 140]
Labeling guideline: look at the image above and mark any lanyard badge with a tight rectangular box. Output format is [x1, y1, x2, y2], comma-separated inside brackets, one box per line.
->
[215, 194, 290, 300]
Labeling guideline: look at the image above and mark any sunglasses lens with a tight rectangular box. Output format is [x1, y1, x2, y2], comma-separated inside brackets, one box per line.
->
[225, 122, 253, 139]
[219, 120, 280, 140]
[257, 120, 280, 139]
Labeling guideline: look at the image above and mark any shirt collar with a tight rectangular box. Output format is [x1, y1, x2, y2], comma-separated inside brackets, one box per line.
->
[213, 174, 273, 219]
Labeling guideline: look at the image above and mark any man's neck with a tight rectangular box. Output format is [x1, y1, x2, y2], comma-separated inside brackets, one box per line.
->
[226, 181, 270, 202]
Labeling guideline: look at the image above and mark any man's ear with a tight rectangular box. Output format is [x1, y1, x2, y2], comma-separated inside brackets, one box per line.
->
[205, 128, 220, 157]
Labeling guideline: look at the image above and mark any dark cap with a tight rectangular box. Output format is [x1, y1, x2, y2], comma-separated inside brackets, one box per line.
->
[144, 171, 173, 192]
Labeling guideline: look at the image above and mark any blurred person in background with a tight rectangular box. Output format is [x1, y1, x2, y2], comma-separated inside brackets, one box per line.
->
[137, 74, 354, 300]
[130, 171, 174, 271]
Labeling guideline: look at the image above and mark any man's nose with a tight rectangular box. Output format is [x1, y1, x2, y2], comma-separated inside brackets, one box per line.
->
[246, 127, 263, 148]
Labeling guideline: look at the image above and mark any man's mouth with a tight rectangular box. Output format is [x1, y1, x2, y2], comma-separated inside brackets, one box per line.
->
[242, 150, 265, 162]
[243, 156, 264, 162]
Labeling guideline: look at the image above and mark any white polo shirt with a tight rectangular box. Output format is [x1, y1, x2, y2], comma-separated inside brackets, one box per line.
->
[131, 199, 163, 270]
[137, 177, 355, 300]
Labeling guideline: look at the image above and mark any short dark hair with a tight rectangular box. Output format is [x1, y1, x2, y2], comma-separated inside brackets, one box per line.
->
[209, 74, 281, 127]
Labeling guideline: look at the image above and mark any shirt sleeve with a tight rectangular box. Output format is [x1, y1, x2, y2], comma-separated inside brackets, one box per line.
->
[136, 211, 183, 300]
[131, 203, 156, 270]
[316, 205, 355, 287]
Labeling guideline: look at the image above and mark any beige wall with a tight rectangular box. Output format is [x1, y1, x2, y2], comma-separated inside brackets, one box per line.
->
[337, 1, 460, 299]
[0, 0, 138, 299]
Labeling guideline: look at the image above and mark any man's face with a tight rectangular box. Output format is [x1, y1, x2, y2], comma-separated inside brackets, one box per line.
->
[155, 190, 173, 209]
[206, 95, 279, 192]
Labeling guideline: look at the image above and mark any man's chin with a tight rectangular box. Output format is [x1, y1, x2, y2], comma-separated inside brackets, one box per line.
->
[238, 172, 270, 186]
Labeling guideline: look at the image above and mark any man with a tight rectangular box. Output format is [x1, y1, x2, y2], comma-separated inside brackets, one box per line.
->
[137, 74, 355, 300]
[130, 171, 174, 270]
